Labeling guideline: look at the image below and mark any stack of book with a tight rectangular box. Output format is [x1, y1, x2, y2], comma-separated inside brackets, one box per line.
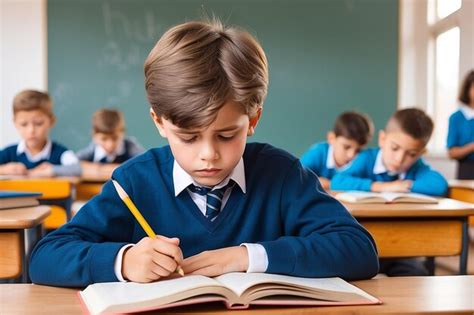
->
[0, 190, 42, 210]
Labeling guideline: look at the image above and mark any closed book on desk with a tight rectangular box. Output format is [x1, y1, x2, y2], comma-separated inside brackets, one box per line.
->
[336, 191, 438, 204]
[78, 272, 381, 314]
[0, 190, 41, 209]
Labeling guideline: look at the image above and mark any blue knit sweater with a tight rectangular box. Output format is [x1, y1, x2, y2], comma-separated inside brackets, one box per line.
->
[30, 143, 378, 287]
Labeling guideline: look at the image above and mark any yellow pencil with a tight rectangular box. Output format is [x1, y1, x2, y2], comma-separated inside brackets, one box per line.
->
[112, 179, 184, 277]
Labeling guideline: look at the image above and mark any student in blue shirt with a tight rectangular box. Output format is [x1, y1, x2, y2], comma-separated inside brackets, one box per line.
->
[29, 20, 378, 287]
[332, 108, 448, 276]
[77, 108, 144, 178]
[301, 111, 373, 189]
[447, 70, 474, 179]
[0, 90, 81, 177]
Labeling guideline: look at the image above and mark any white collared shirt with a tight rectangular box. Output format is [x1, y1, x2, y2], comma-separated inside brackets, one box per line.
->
[373, 150, 406, 179]
[114, 157, 268, 281]
[326, 145, 352, 171]
[93, 140, 126, 163]
[460, 104, 474, 120]
[16, 139, 78, 165]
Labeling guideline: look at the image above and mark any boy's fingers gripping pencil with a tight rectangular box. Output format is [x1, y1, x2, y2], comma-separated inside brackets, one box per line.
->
[112, 180, 185, 277]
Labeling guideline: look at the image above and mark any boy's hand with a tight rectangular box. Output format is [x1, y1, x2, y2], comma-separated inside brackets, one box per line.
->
[182, 246, 249, 277]
[28, 162, 54, 177]
[0, 162, 27, 175]
[372, 180, 413, 192]
[122, 235, 183, 283]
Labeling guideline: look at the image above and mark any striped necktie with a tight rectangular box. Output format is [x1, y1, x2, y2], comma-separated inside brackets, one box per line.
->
[188, 181, 235, 221]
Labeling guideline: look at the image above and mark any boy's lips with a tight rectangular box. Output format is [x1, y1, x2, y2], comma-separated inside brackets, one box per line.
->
[195, 168, 221, 176]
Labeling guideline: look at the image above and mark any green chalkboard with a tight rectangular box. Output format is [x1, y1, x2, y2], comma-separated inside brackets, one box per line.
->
[48, 0, 398, 156]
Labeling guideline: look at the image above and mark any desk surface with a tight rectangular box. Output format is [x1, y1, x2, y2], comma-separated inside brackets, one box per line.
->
[345, 198, 474, 217]
[449, 179, 474, 189]
[0, 206, 51, 229]
[1, 276, 473, 314]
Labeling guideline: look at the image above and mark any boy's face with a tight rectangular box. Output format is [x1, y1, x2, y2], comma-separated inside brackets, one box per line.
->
[14, 110, 53, 150]
[151, 101, 260, 187]
[93, 130, 124, 155]
[327, 132, 362, 168]
[378, 130, 426, 174]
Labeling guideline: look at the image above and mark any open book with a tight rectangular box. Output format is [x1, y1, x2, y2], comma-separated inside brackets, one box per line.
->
[0, 190, 41, 210]
[335, 191, 438, 204]
[78, 272, 381, 314]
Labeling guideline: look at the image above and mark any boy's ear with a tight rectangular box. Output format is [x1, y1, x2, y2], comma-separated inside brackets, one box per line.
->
[378, 130, 386, 148]
[327, 131, 336, 144]
[149, 108, 167, 138]
[247, 107, 262, 136]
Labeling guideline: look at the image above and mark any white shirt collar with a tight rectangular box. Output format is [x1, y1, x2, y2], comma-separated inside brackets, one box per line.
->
[93, 140, 126, 163]
[326, 145, 352, 171]
[373, 150, 406, 179]
[16, 139, 52, 162]
[460, 105, 474, 120]
[173, 158, 246, 196]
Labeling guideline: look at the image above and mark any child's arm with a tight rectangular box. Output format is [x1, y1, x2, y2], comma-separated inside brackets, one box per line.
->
[330, 152, 373, 191]
[52, 150, 82, 176]
[448, 142, 474, 160]
[0, 162, 27, 175]
[318, 177, 330, 190]
[81, 161, 119, 178]
[371, 180, 412, 193]
[408, 160, 448, 196]
[300, 144, 325, 175]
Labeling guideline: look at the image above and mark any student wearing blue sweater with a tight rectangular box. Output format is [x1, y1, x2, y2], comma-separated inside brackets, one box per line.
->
[30, 20, 378, 287]
[0, 90, 81, 177]
[332, 108, 448, 276]
[447, 70, 474, 179]
[301, 111, 373, 189]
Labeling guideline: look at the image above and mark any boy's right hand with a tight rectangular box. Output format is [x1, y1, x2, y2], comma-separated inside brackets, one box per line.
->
[0, 162, 27, 175]
[372, 180, 413, 192]
[122, 235, 183, 283]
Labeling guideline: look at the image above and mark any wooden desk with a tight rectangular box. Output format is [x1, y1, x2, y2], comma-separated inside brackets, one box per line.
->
[76, 174, 109, 201]
[0, 206, 51, 282]
[1, 276, 473, 314]
[344, 198, 474, 275]
[449, 179, 474, 226]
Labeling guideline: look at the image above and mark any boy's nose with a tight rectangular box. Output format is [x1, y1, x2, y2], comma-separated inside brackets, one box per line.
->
[199, 142, 219, 160]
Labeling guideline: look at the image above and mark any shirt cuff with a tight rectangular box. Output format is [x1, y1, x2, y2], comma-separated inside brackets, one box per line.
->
[114, 244, 134, 282]
[241, 243, 268, 273]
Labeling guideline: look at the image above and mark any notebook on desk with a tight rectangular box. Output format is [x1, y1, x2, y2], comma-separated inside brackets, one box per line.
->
[78, 272, 381, 314]
[0, 190, 42, 210]
[335, 191, 438, 204]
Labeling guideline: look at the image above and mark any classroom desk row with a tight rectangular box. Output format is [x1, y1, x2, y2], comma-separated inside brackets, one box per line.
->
[1, 276, 473, 314]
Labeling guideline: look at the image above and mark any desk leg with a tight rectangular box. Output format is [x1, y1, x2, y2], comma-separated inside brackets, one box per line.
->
[23, 225, 44, 283]
[460, 218, 468, 275]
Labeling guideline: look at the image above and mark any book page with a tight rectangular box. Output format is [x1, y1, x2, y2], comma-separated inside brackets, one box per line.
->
[380, 192, 438, 203]
[215, 273, 368, 298]
[80, 275, 223, 314]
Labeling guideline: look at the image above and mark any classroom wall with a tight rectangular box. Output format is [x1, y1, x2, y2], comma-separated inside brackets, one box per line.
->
[0, 0, 47, 147]
[46, 0, 399, 156]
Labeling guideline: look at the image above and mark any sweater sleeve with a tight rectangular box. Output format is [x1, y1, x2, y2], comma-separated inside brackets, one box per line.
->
[29, 172, 134, 287]
[300, 144, 325, 176]
[259, 160, 379, 280]
[446, 113, 459, 149]
[410, 160, 448, 196]
[331, 153, 373, 191]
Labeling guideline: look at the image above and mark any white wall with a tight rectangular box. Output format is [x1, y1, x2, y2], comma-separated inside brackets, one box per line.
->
[0, 0, 46, 147]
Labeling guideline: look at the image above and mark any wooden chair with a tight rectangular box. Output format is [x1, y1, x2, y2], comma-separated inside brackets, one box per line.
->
[0, 179, 73, 230]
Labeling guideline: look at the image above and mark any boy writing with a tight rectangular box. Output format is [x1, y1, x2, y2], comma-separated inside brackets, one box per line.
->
[301, 111, 373, 189]
[332, 108, 448, 276]
[76, 108, 144, 178]
[30, 20, 378, 287]
[0, 90, 81, 177]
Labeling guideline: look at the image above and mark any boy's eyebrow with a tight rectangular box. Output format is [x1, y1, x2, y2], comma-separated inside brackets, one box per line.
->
[173, 125, 241, 134]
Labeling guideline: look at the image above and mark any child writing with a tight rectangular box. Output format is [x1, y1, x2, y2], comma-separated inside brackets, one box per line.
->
[0, 90, 81, 177]
[30, 20, 378, 287]
[76, 108, 144, 178]
[301, 111, 373, 189]
[332, 108, 448, 276]
[447, 70, 474, 179]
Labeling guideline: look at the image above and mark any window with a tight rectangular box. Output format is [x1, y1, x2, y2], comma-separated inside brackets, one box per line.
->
[436, 0, 462, 19]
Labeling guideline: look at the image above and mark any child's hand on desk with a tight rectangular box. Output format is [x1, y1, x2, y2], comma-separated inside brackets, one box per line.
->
[182, 246, 249, 277]
[372, 180, 413, 192]
[0, 162, 27, 175]
[28, 162, 54, 177]
[122, 235, 183, 283]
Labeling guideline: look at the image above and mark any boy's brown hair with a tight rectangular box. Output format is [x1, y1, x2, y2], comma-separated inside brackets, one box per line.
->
[144, 20, 268, 129]
[333, 111, 374, 146]
[92, 109, 125, 134]
[385, 108, 434, 145]
[459, 70, 474, 105]
[13, 90, 55, 119]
